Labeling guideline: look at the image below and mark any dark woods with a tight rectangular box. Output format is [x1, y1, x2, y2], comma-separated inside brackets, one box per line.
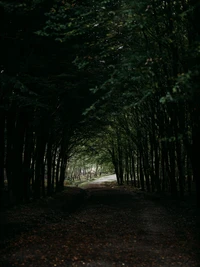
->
[0, 0, 200, 208]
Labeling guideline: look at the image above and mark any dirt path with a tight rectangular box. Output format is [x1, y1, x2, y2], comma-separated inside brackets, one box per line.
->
[0, 180, 200, 267]
[79, 174, 117, 188]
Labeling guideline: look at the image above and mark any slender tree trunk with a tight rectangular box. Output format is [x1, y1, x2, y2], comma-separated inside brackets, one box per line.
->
[169, 142, 177, 196]
[188, 0, 200, 206]
[34, 133, 46, 198]
[52, 146, 57, 192]
[117, 144, 124, 185]
[143, 149, 150, 192]
[150, 138, 155, 192]
[176, 140, 184, 199]
[59, 152, 68, 189]
[125, 153, 129, 185]
[136, 149, 140, 188]
[12, 111, 26, 203]
[5, 107, 16, 205]
[191, 107, 200, 206]
[161, 143, 166, 192]
[30, 136, 36, 198]
[154, 142, 161, 192]
[52, 145, 57, 193]
[56, 150, 61, 190]
[131, 153, 136, 187]
[23, 120, 34, 201]
[139, 150, 145, 191]
[47, 140, 52, 195]
[0, 111, 5, 209]
[0, 111, 5, 190]
[41, 147, 46, 197]
[186, 154, 192, 196]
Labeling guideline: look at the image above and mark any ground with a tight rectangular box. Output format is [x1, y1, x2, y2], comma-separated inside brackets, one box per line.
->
[0, 177, 200, 267]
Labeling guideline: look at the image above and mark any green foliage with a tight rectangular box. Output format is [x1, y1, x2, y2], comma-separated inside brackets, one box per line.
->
[1, 0, 200, 204]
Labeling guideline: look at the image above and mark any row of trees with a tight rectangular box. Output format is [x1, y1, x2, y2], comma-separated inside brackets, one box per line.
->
[0, 0, 199, 207]
[0, 1, 96, 206]
[90, 111, 193, 196]
[43, 0, 199, 202]
[66, 148, 113, 182]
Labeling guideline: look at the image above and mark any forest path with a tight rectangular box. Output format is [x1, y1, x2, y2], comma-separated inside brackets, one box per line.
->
[0, 183, 200, 267]
[79, 174, 117, 188]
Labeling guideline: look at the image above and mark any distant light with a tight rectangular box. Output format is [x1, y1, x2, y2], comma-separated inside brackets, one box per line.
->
[1, 70, 4, 73]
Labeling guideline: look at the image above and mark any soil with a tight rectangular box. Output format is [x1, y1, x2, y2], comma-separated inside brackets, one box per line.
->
[0, 180, 200, 267]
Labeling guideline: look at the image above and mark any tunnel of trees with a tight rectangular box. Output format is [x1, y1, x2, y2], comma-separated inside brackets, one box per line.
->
[0, 0, 200, 208]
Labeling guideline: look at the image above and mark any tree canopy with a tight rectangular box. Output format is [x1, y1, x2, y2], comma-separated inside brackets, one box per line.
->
[0, 0, 200, 207]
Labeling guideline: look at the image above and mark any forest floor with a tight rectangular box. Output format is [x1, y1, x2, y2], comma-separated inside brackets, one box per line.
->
[0, 178, 200, 267]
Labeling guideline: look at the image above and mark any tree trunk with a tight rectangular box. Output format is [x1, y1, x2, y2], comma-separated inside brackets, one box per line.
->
[176, 140, 184, 199]
[0, 111, 5, 191]
[161, 143, 166, 192]
[150, 138, 155, 192]
[168, 142, 178, 196]
[23, 120, 34, 201]
[5, 107, 16, 205]
[52, 145, 57, 193]
[143, 150, 150, 192]
[34, 133, 46, 198]
[136, 149, 140, 188]
[12, 111, 26, 203]
[131, 153, 136, 187]
[139, 150, 145, 191]
[0, 111, 5, 210]
[56, 149, 61, 190]
[154, 142, 161, 192]
[59, 160, 66, 189]
[47, 140, 52, 196]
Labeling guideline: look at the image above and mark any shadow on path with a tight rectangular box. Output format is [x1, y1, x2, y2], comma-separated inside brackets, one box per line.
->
[0, 179, 200, 267]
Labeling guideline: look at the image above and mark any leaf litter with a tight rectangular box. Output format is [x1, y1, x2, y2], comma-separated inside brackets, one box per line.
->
[0, 184, 200, 267]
